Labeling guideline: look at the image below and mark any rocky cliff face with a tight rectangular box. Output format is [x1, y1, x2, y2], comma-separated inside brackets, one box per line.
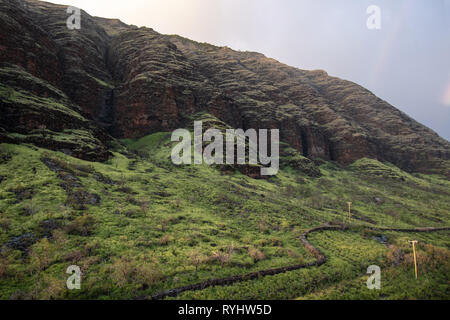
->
[1, 0, 449, 175]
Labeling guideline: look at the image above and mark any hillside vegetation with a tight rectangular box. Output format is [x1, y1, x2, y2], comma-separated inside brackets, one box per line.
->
[0, 0, 449, 300]
[0, 134, 448, 299]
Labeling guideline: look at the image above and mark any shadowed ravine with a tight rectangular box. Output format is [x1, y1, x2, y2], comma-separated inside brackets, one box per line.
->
[139, 224, 450, 300]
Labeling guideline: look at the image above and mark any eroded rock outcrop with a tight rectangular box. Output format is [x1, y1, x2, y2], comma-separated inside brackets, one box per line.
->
[0, 0, 448, 176]
[0, 0, 111, 160]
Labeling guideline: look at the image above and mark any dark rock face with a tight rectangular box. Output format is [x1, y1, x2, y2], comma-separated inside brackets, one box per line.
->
[0, 0, 62, 87]
[4, 233, 37, 251]
[24, 0, 114, 121]
[103, 16, 450, 176]
[373, 235, 388, 245]
[40, 157, 101, 209]
[0, 0, 449, 176]
[37, 219, 62, 238]
[0, 0, 111, 161]
[93, 172, 116, 185]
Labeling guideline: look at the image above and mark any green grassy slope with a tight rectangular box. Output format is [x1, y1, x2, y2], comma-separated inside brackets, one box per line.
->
[0, 133, 449, 300]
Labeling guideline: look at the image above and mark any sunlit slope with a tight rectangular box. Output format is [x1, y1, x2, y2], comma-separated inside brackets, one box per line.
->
[0, 132, 449, 299]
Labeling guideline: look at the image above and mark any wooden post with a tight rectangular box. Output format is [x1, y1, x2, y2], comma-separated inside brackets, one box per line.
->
[409, 240, 418, 279]
[347, 202, 352, 222]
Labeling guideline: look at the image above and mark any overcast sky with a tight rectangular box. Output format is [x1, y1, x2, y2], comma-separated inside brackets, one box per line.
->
[45, 0, 450, 140]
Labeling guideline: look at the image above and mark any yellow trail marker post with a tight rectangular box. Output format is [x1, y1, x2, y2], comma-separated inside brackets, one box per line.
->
[347, 202, 352, 223]
[409, 240, 418, 279]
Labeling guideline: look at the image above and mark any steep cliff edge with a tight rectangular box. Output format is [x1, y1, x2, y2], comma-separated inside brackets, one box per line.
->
[0, 0, 113, 160]
[0, 0, 449, 176]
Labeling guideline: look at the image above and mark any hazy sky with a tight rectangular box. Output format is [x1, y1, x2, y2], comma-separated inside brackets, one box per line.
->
[45, 0, 450, 140]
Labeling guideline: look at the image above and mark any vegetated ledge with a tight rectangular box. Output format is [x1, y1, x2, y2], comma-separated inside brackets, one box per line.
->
[136, 224, 450, 300]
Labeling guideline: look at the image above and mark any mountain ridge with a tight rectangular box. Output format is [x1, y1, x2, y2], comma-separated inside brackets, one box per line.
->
[0, 0, 449, 301]
[0, 0, 449, 177]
